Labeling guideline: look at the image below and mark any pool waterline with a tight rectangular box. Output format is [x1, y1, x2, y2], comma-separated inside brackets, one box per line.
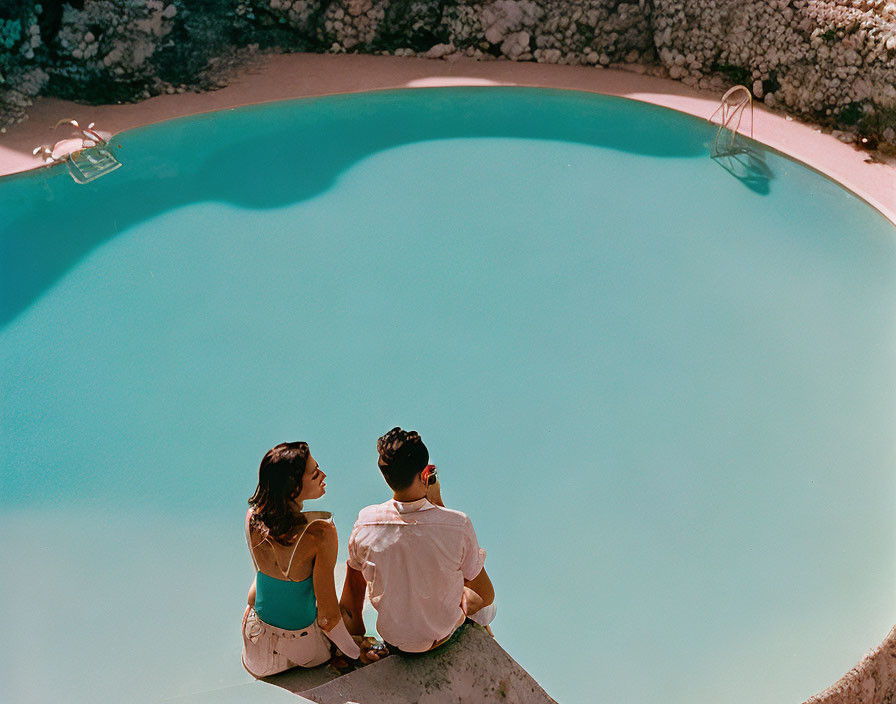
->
[1, 53, 893, 224]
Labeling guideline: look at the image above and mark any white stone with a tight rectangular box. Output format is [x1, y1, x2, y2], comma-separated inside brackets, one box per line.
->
[424, 43, 455, 59]
[162, 3, 177, 19]
[501, 30, 530, 59]
[346, 0, 370, 18]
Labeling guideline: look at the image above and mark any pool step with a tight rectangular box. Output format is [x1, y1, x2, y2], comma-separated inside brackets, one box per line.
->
[31, 118, 122, 183]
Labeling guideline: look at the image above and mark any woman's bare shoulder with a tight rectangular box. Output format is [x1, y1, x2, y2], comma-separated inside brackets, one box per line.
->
[304, 517, 337, 543]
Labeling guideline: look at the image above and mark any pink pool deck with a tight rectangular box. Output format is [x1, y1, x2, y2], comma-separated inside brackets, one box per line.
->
[0, 53, 894, 226]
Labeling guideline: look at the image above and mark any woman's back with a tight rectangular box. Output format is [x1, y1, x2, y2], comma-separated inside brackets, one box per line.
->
[247, 510, 332, 630]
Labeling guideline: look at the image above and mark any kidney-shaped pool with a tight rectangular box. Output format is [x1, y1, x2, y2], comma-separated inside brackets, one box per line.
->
[1, 88, 894, 703]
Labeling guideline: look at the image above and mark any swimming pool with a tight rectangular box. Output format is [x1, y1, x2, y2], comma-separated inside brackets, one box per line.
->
[1, 87, 894, 704]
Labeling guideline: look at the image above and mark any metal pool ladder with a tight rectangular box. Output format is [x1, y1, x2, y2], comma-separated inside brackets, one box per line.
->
[32, 119, 122, 184]
[709, 85, 753, 158]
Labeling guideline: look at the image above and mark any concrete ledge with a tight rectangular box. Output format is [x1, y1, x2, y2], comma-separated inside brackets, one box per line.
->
[265, 625, 556, 704]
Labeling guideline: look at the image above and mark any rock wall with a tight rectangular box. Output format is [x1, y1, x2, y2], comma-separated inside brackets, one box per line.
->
[803, 626, 896, 704]
[266, 623, 558, 704]
[653, 0, 896, 148]
[1, 1, 894, 144]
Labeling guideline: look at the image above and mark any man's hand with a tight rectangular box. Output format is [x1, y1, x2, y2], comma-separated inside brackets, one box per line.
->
[425, 477, 444, 507]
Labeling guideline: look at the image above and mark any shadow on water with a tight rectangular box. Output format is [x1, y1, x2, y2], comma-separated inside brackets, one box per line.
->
[0, 87, 711, 330]
[711, 144, 775, 195]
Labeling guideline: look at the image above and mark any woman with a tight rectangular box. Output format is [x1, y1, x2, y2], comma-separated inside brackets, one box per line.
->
[242, 441, 376, 677]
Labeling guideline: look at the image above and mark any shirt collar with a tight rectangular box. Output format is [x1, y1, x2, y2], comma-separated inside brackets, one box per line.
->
[392, 497, 436, 514]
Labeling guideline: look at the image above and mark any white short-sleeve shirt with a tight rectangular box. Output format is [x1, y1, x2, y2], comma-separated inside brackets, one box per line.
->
[347, 498, 486, 652]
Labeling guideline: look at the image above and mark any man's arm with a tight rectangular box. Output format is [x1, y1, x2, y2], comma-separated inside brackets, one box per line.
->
[429, 477, 496, 620]
[463, 566, 495, 616]
[339, 564, 367, 636]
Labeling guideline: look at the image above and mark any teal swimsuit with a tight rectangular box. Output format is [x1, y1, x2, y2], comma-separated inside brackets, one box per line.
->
[254, 571, 316, 630]
[247, 512, 330, 631]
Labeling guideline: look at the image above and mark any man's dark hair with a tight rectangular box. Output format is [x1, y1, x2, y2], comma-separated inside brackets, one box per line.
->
[377, 427, 429, 491]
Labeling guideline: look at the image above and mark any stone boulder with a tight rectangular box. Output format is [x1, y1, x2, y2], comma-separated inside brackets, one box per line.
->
[266, 624, 557, 704]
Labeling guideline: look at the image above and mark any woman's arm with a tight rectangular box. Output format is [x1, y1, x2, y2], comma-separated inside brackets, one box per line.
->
[462, 566, 495, 616]
[311, 522, 342, 629]
[310, 522, 361, 660]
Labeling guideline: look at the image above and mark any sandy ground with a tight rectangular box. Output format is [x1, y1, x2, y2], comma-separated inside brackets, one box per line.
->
[1, 52, 894, 224]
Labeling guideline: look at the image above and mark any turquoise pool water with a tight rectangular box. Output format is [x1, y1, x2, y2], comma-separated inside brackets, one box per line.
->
[1, 88, 894, 703]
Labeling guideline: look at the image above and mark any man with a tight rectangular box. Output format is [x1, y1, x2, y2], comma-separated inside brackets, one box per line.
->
[339, 427, 496, 653]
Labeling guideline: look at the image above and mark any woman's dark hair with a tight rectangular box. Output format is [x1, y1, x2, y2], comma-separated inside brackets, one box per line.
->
[377, 427, 429, 491]
[248, 442, 310, 544]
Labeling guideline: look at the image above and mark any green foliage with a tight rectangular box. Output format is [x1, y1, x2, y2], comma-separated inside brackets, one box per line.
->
[574, 20, 595, 52]
[1, 17, 22, 50]
[0, 2, 45, 80]
[711, 62, 750, 86]
[838, 101, 863, 126]
[820, 28, 837, 42]
[374, 0, 449, 53]
[855, 105, 896, 150]
[576, 20, 595, 43]
[237, 0, 323, 50]
[762, 71, 780, 96]
[46, 68, 148, 104]
[153, 0, 235, 85]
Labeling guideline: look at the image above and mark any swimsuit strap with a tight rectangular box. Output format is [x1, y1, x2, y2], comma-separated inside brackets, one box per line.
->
[246, 510, 334, 579]
[284, 512, 333, 578]
[284, 527, 304, 577]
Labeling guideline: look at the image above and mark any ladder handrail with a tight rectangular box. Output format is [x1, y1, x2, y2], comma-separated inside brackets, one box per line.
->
[710, 85, 753, 157]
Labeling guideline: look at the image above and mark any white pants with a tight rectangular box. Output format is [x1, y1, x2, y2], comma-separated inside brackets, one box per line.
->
[468, 601, 497, 627]
[241, 606, 331, 677]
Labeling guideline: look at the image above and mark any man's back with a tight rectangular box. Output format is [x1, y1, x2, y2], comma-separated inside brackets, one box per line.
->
[347, 497, 485, 652]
